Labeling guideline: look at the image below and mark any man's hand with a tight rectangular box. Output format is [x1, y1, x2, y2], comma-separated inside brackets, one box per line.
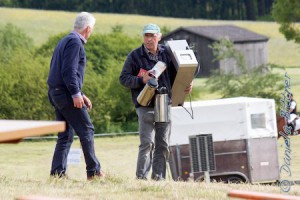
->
[142, 70, 155, 84]
[184, 81, 193, 94]
[73, 95, 84, 109]
[83, 95, 92, 111]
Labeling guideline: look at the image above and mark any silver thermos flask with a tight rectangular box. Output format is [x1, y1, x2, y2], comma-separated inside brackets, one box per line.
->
[154, 87, 169, 122]
[137, 78, 158, 106]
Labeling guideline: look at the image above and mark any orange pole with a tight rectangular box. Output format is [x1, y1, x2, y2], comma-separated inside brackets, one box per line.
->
[228, 190, 300, 200]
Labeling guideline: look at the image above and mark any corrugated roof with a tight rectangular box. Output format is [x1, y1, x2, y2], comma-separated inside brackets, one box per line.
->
[165, 25, 269, 43]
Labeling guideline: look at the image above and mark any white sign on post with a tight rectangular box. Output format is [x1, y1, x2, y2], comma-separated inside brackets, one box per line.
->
[67, 148, 82, 165]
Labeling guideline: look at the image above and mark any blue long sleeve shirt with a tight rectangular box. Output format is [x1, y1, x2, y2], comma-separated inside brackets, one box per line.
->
[47, 32, 86, 96]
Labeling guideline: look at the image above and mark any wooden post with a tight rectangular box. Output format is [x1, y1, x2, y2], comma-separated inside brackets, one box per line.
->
[204, 171, 210, 183]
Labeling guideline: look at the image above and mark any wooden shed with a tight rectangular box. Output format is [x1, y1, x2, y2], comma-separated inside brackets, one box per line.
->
[160, 25, 269, 76]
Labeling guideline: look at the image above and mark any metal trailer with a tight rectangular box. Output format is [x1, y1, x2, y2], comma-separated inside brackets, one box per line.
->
[169, 97, 280, 183]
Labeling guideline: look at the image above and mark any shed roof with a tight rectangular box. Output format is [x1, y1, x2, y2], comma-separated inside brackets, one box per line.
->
[164, 25, 269, 43]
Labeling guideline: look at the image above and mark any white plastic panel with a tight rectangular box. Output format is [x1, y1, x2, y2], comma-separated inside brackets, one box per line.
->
[170, 97, 277, 146]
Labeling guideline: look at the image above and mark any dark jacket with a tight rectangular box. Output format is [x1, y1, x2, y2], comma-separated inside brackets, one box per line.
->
[119, 44, 177, 108]
[47, 32, 86, 96]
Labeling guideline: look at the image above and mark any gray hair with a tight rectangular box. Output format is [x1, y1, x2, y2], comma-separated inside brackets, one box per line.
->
[74, 12, 96, 32]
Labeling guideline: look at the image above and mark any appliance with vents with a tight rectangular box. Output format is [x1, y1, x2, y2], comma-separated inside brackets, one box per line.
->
[189, 134, 216, 174]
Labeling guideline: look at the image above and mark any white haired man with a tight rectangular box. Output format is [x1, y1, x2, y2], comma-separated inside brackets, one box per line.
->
[47, 12, 104, 180]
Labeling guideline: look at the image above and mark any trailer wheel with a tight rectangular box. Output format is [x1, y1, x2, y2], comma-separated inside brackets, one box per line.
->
[227, 176, 245, 184]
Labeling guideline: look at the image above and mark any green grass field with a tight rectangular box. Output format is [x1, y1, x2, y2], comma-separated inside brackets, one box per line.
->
[1, 6, 300, 199]
[0, 136, 299, 200]
[0, 7, 299, 67]
[2, 7, 300, 101]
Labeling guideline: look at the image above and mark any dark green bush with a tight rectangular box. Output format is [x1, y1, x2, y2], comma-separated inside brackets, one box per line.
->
[0, 24, 50, 120]
[1, 23, 200, 133]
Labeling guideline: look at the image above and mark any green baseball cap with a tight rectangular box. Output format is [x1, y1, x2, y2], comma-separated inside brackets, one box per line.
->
[143, 23, 160, 34]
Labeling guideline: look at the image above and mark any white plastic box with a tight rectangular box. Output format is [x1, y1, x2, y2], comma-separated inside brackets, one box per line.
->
[170, 97, 277, 145]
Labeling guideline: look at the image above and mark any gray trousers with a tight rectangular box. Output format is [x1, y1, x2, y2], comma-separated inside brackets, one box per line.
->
[135, 106, 171, 180]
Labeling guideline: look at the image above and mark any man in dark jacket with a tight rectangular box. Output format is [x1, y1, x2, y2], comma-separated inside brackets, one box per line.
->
[119, 23, 193, 180]
[47, 12, 104, 180]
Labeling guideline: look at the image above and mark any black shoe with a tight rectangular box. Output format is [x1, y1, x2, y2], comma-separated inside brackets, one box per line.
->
[136, 176, 147, 180]
[50, 172, 68, 179]
[151, 174, 164, 181]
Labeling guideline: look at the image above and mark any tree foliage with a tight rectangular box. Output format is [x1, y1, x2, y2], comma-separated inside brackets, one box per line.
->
[0, 24, 141, 133]
[1, 22, 285, 133]
[0, 23, 33, 63]
[272, 0, 300, 43]
[206, 38, 283, 107]
[0, 24, 50, 120]
[1, 0, 274, 21]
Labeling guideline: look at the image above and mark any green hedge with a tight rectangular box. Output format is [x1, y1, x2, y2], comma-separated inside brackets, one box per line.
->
[0, 24, 140, 133]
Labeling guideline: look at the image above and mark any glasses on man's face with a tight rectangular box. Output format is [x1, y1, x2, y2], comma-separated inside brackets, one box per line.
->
[143, 33, 158, 39]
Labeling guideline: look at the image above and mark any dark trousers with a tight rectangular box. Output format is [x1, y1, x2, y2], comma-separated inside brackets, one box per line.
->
[48, 88, 101, 177]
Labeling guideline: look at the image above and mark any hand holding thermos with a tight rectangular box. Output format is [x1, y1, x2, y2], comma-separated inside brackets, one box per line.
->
[137, 61, 167, 106]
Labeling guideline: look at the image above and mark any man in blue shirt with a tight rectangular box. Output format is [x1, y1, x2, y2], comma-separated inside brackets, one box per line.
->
[47, 12, 104, 180]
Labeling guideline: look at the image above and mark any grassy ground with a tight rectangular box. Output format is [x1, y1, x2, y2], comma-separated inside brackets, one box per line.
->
[0, 135, 299, 200]
[1, 6, 300, 199]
